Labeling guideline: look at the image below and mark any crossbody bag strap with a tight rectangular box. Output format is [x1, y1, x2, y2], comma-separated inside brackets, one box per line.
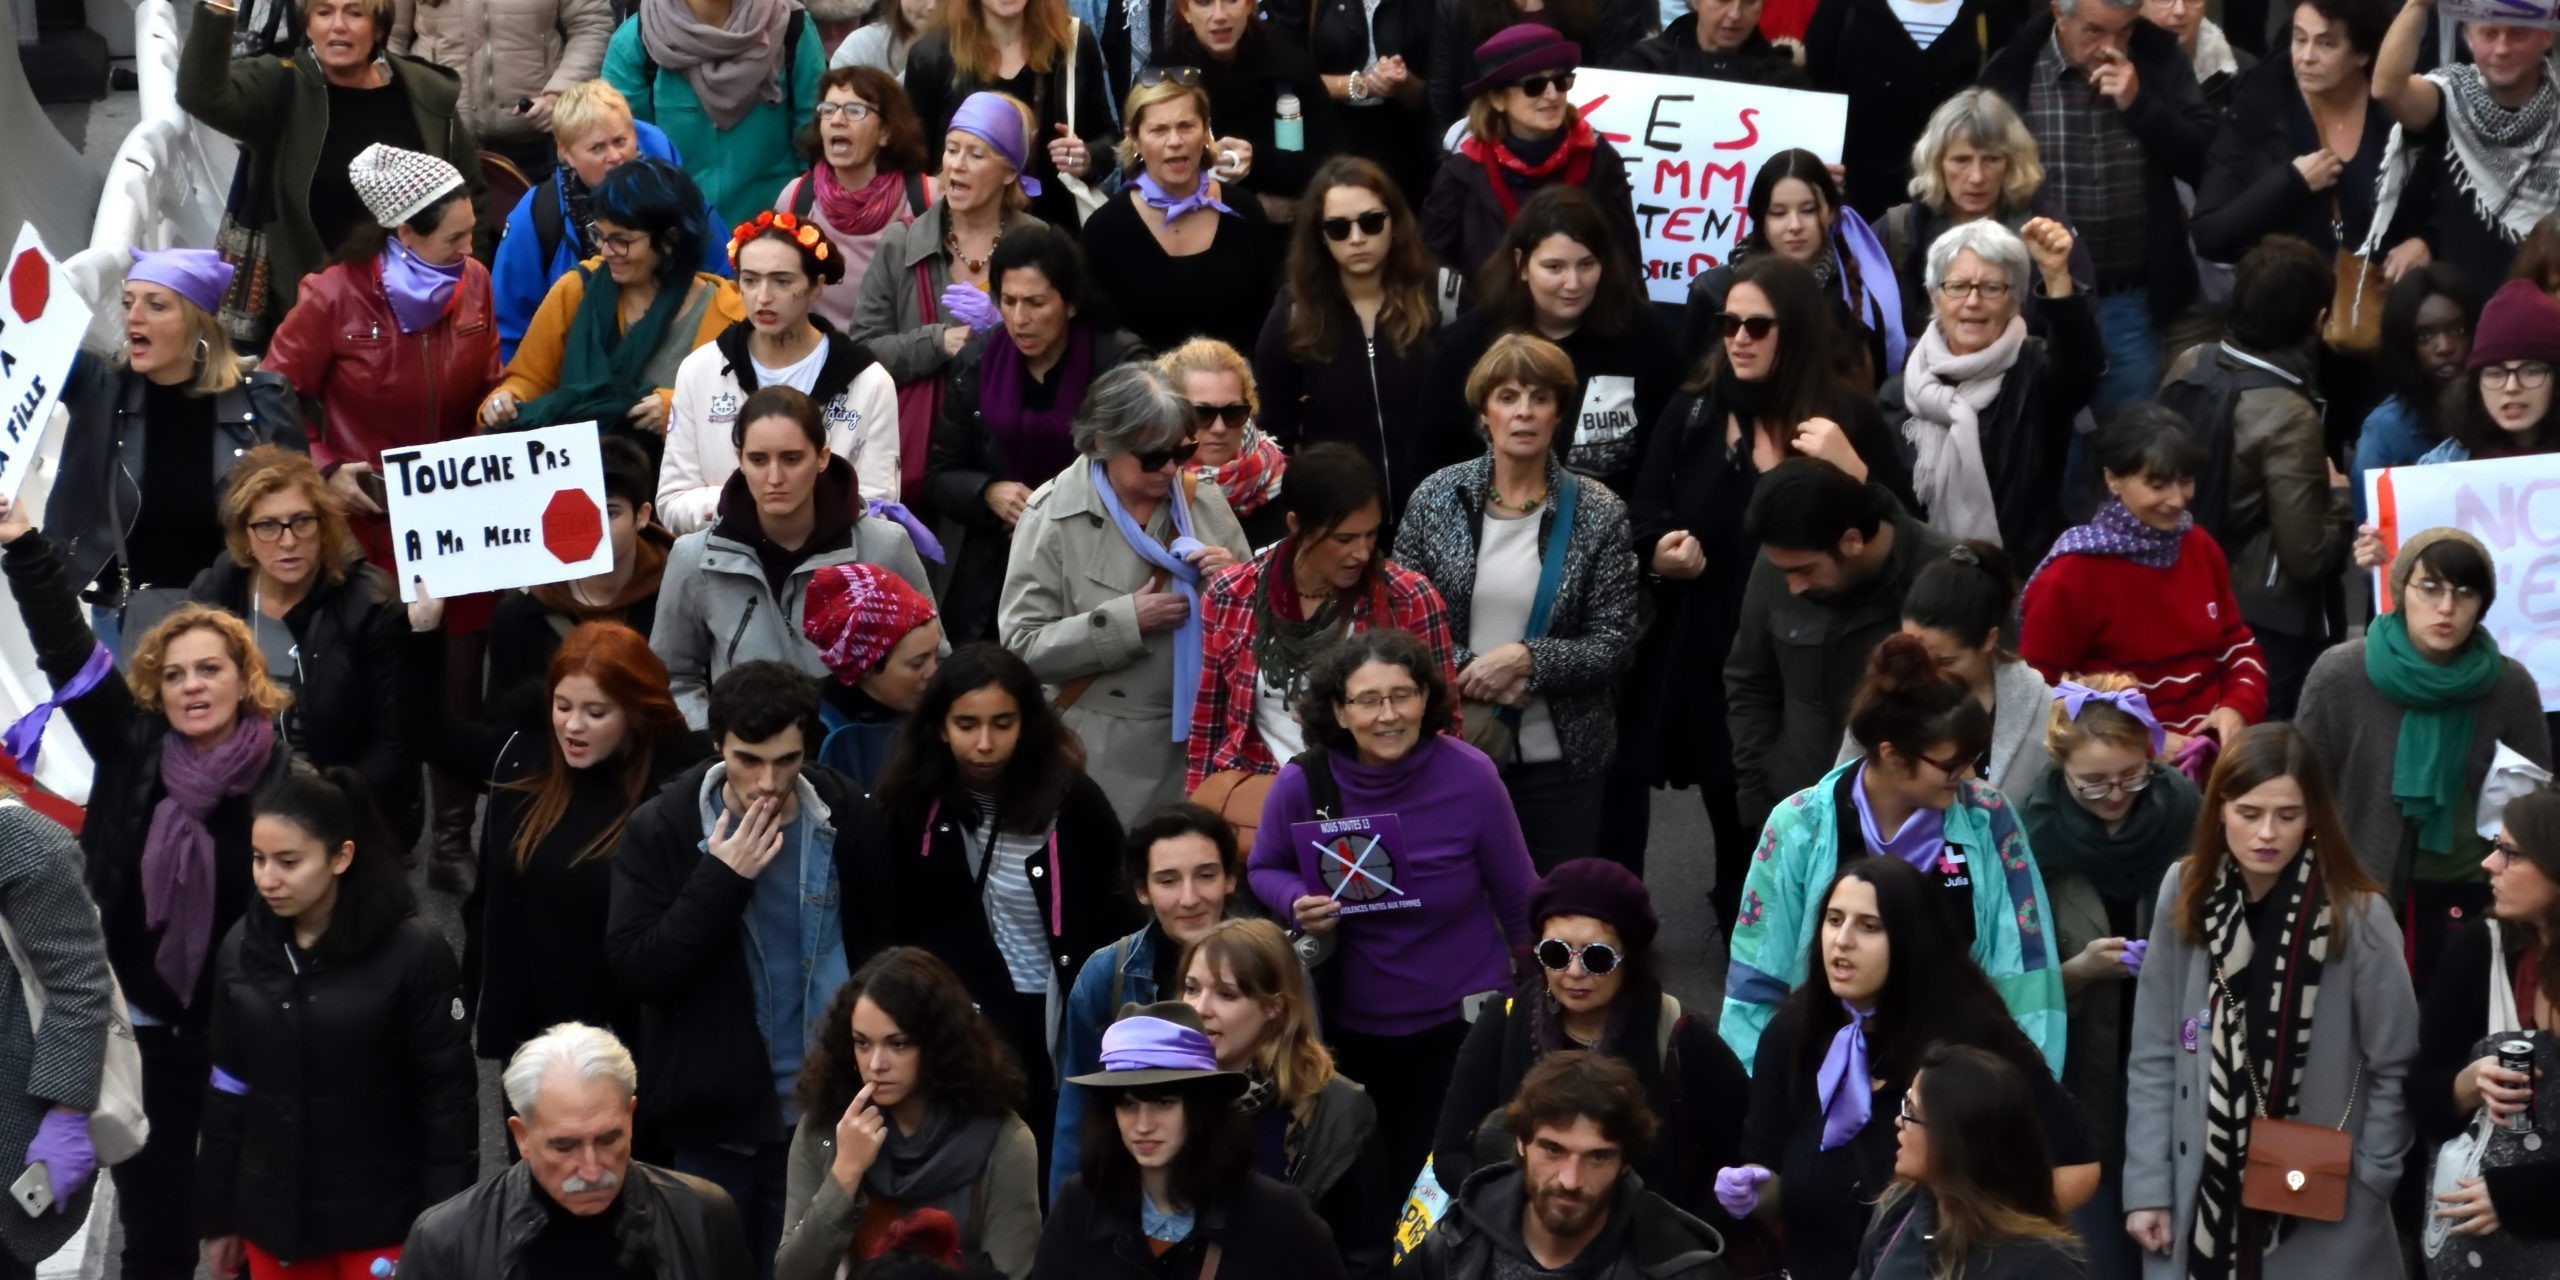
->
[1521, 474, 1579, 641]
[2488, 918, 2522, 1035]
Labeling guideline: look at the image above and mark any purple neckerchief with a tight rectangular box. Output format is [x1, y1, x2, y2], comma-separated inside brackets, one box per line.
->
[1133, 170, 1236, 222]
[2054, 680, 2167, 756]
[1852, 761, 1948, 870]
[379, 237, 464, 334]
[982, 325, 1094, 484]
[2023, 499, 2191, 603]
[3, 643, 110, 769]
[1816, 1000, 1876, 1150]
[865, 499, 944, 563]
[1834, 209, 1907, 373]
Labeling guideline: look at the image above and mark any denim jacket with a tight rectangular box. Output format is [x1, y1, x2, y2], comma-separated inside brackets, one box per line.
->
[699, 765, 847, 1124]
[1049, 924, 1164, 1197]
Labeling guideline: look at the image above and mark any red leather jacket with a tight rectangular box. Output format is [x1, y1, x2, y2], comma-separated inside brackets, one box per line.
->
[264, 252, 502, 476]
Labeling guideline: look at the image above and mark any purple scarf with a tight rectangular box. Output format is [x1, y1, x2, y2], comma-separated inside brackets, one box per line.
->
[2024, 499, 2190, 600]
[1816, 1000, 1875, 1150]
[143, 716, 275, 1004]
[981, 325, 1095, 484]
[380, 238, 464, 335]
[1133, 171, 1237, 222]
[1851, 762, 1948, 869]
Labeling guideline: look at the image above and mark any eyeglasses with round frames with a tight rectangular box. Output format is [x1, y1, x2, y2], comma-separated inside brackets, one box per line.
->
[2479, 361, 2553, 390]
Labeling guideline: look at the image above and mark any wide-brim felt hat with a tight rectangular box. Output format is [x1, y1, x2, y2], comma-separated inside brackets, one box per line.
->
[1063, 1001, 1248, 1094]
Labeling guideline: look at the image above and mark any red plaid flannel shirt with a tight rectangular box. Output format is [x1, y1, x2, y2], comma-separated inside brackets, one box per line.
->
[1185, 550, 1459, 792]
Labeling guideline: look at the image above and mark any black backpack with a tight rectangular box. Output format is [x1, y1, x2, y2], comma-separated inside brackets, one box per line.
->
[2152, 346, 2298, 543]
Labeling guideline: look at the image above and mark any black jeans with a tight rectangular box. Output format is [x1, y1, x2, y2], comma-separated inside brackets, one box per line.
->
[1329, 1017, 1472, 1188]
[1501, 760, 1603, 874]
[120, 1024, 209, 1280]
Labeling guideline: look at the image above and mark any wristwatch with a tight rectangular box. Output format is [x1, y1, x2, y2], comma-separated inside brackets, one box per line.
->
[1348, 71, 1370, 103]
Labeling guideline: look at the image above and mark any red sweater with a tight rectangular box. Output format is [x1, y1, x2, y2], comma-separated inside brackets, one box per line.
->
[2019, 526, 2269, 734]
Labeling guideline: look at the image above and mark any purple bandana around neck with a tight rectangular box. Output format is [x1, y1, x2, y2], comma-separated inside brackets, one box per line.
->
[1816, 1000, 1876, 1150]
[2023, 499, 2190, 600]
[1851, 761, 1949, 870]
[980, 325, 1094, 484]
[379, 237, 465, 334]
[1133, 170, 1237, 222]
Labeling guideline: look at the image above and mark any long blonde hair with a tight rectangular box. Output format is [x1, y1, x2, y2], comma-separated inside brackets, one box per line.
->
[1179, 919, 1333, 1110]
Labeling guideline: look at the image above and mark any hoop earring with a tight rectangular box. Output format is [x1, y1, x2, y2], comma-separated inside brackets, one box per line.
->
[193, 337, 210, 368]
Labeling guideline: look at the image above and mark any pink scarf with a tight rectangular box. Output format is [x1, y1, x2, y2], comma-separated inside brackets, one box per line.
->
[813, 166, 909, 237]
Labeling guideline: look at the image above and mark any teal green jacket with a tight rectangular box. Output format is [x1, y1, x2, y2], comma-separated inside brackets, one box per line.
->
[601, 13, 826, 233]
[1717, 759, 2067, 1075]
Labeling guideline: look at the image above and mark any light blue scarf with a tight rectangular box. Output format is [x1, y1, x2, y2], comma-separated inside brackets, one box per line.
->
[1088, 460, 1206, 741]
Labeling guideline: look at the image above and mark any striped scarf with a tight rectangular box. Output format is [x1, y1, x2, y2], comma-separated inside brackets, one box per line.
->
[2189, 852, 2333, 1279]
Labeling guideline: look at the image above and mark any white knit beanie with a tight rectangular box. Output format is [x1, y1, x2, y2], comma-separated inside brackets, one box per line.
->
[349, 143, 465, 229]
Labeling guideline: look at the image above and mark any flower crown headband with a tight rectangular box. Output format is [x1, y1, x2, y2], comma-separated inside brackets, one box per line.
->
[728, 210, 834, 267]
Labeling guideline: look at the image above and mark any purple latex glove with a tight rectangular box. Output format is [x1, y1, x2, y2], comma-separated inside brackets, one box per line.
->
[2123, 938, 2149, 976]
[2174, 732, 2219, 785]
[939, 283, 1001, 334]
[1714, 1164, 1771, 1219]
[24, 1109, 92, 1210]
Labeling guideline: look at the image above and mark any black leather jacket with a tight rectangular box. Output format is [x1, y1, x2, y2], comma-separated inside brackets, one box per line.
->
[400, 1160, 753, 1279]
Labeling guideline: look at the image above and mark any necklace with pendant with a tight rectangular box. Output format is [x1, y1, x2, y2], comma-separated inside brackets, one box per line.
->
[946, 228, 1001, 275]
[1490, 487, 1547, 515]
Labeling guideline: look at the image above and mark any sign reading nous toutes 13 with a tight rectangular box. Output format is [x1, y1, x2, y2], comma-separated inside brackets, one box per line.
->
[0, 226, 92, 499]
[1571, 68, 1850, 307]
[386, 422, 612, 599]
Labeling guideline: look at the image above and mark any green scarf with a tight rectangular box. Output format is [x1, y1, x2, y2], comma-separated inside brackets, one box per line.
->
[2366, 611, 2505, 855]
[517, 265, 690, 429]
[2020, 761, 2200, 907]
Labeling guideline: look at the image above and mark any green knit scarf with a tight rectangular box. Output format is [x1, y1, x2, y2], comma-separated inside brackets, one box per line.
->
[2366, 611, 2504, 855]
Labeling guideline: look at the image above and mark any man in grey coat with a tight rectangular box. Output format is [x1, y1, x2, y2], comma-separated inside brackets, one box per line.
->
[1724, 459, 1951, 828]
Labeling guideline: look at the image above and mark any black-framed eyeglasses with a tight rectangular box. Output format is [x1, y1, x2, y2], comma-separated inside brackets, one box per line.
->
[1536, 938, 1621, 976]
[1898, 1094, 1926, 1127]
[813, 100, 877, 122]
[1135, 65, 1205, 88]
[1321, 210, 1391, 242]
[1716, 312, 1776, 340]
[1131, 438, 1202, 471]
[2490, 838, 2526, 871]
[1937, 279, 2013, 301]
[247, 513, 320, 543]
[1512, 71, 1575, 97]
[2480, 361, 2553, 390]
[1189, 401, 1250, 430]
[1913, 748, 1977, 779]
[2069, 771, 2152, 801]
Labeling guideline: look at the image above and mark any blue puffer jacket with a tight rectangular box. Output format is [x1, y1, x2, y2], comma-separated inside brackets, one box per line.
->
[489, 120, 732, 361]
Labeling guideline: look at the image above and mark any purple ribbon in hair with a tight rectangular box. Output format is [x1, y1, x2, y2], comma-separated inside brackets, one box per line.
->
[865, 500, 944, 564]
[2053, 680, 2167, 756]
[4, 644, 113, 769]
[1815, 1000, 1875, 1150]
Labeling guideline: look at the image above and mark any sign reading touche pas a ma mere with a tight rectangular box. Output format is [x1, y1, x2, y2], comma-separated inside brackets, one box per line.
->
[386, 423, 612, 599]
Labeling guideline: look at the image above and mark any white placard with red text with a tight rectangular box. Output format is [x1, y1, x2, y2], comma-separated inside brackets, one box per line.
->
[1571, 68, 1850, 306]
[0, 227, 92, 499]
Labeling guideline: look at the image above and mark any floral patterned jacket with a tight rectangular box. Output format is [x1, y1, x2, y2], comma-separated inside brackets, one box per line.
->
[1718, 758, 2068, 1074]
[1389, 454, 1639, 783]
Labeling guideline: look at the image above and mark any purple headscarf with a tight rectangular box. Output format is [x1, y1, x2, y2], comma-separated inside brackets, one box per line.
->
[948, 93, 1044, 198]
[127, 249, 235, 317]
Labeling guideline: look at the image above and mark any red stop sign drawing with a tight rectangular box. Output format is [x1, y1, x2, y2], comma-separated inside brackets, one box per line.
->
[7, 250, 46, 323]
[542, 488, 603, 564]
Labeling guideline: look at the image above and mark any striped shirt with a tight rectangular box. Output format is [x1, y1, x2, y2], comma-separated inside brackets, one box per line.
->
[1885, 0, 1960, 47]
[967, 791, 1055, 994]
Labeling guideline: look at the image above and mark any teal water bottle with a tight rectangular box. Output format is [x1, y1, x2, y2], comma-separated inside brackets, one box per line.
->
[1274, 92, 1305, 152]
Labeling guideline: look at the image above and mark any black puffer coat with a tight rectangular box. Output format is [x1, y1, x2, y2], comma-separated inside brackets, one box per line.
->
[0, 531, 295, 1032]
[194, 871, 477, 1258]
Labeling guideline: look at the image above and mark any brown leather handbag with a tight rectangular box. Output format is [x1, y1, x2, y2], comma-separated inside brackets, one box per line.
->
[2222, 974, 2363, 1223]
[2324, 199, 2387, 356]
[1189, 770, 1278, 851]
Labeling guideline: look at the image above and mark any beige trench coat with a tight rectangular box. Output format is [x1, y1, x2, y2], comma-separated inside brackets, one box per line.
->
[393, 0, 617, 146]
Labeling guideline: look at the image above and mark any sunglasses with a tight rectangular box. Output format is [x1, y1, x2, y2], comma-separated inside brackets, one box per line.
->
[1190, 401, 1250, 429]
[1131, 438, 1202, 471]
[1135, 65, 1205, 88]
[1513, 71, 1575, 97]
[1716, 312, 1776, 340]
[1535, 938, 1621, 976]
[1321, 210, 1392, 241]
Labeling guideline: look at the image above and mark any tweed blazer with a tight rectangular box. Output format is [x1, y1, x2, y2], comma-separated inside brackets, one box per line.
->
[0, 803, 113, 1265]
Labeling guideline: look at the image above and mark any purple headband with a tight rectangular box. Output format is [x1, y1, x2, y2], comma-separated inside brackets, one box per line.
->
[2054, 681, 2166, 756]
[948, 93, 1044, 199]
[1096, 1016, 1219, 1074]
[127, 249, 236, 318]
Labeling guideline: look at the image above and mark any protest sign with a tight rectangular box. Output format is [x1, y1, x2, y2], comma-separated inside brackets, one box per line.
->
[2440, 0, 2560, 29]
[2368, 456, 2560, 709]
[386, 423, 613, 598]
[1292, 813, 1415, 916]
[0, 227, 91, 499]
[1572, 68, 1850, 306]
[1390, 1159, 1451, 1266]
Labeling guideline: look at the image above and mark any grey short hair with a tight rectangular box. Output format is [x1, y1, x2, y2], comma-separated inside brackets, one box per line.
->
[503, 1022, 638, 1118]
[1072, 363, 1191, 459]
[1904, 89, 2044, 212]
[1924, 219, 2033, 297]
[2054, 0, 2139, 16]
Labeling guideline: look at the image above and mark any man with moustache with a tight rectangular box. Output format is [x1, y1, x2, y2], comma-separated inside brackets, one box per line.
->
[1403, 1052, 1729, 1280]
[402, 1023, 753, 1276]
[607, 661, 892, 1277]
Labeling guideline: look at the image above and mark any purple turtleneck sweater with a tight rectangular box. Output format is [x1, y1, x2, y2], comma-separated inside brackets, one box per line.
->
[1247, 733, 1535, 1036]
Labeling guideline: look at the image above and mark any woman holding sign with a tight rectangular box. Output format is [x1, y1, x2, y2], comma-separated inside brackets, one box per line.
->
[1244, 626, 1536, 1184]
[872, 643, 1132, 1178]
[2295, 528, 2549, 988]
[0, 494, 296, 1280]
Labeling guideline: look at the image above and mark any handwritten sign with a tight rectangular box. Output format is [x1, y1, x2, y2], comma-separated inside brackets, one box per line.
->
[1573, 68, 1850, 306]
[2441, 0, 2560, 29]
[2369, 456, 2560, 709]
[0, 228, 91, 498]
[386, 422, 612, 598]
